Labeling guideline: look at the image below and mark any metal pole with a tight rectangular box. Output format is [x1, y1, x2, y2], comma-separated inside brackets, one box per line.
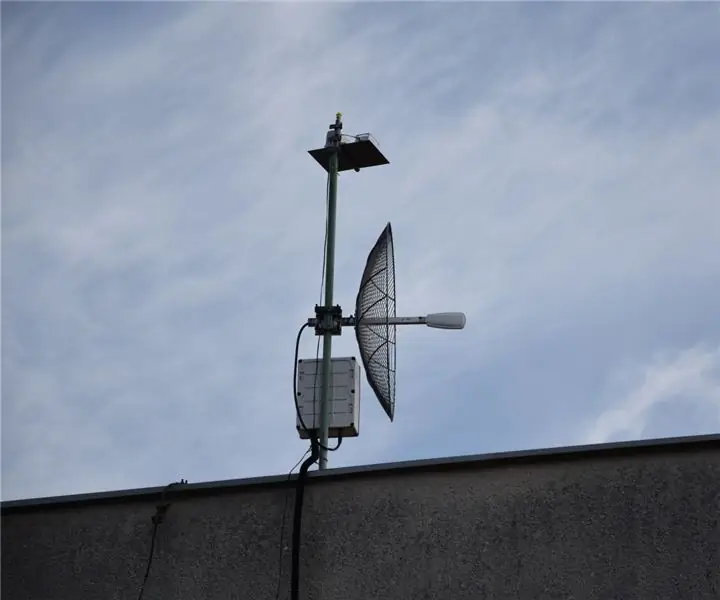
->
[318, 114, 341, 470]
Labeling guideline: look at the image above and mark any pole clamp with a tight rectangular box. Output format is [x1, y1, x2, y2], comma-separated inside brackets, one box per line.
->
[327, 114, 343, 146]
[313, 304, 343, 336]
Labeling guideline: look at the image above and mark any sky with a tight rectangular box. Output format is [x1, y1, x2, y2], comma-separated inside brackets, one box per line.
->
[2, 1, 719, 502]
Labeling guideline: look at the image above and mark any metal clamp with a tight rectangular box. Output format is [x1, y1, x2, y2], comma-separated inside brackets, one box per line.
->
[326, 113, 343, 147]
[313, 304, 343, 336]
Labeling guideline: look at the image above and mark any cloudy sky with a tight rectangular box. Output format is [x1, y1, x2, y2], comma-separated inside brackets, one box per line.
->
[2, 1, 719, 501]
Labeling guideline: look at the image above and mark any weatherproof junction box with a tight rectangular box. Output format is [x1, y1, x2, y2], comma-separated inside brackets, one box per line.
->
[296, 357, 360, 439]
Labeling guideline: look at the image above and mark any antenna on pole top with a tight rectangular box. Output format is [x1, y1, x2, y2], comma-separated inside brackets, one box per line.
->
[298, 114, 466, 470]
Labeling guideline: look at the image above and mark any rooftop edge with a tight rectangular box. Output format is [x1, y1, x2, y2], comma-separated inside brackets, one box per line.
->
[3, 434, 719, 514]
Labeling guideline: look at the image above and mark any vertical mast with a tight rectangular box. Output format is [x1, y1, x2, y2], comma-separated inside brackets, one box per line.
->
[317, 113, 342, 470]
[306, 113, 389, 468]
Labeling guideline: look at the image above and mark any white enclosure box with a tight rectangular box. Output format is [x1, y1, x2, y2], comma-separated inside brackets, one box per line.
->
[296, 357, 360, 439]
[356, 132, 380, 147]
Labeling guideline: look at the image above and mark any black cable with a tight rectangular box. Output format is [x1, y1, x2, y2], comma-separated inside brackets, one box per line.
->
[290, 438, 320, 600]
[137, 479, 187, 600]
[137, 522, 159, 600]
[320, 169, 329, 304]
[310, 334, 325, 446]
[313, 164, 334, 447]
[274, 449, 311, 600]
[293, 323, 342, 452]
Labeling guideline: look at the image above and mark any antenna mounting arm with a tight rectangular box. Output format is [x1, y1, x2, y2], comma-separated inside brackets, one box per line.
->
[311, 305, 343, 336]
[313, 312, 467, 330]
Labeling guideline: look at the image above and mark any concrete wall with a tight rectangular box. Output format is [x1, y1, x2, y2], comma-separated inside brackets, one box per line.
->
[3, 436, 719, 600]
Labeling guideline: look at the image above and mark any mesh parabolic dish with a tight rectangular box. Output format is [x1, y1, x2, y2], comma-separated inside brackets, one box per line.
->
[355, 222, 397, 421]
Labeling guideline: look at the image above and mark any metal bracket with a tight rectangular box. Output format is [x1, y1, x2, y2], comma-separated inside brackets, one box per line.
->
[151, 478, 188, 525]
[327, 113, 343, 146]
[313, 304, 343, 336]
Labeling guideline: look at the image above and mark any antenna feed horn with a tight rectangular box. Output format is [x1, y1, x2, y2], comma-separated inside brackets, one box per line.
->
[311, 304, 343, 336]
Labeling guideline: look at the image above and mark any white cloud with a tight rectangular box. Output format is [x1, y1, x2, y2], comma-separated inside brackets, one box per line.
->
[2, 2, 719, 500]
[583, 345, 720, 445]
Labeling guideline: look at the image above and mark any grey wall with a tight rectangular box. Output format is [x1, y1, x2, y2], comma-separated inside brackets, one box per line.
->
[3, 438, 720, 600]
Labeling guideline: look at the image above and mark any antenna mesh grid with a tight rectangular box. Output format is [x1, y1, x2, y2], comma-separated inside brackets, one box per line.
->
[355, 222, 396, 421]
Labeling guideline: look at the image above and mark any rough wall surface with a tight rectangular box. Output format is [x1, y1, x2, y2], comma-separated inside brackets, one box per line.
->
[3, 441, 719, 600]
